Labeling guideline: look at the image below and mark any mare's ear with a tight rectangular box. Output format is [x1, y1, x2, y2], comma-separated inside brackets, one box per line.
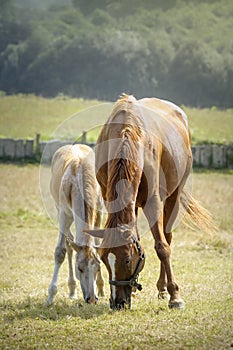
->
[84, 229, 105, 239]
[94, 246, 103, 257]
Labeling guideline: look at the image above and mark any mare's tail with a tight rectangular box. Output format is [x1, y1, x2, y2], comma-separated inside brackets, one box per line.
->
[180, 190, 217, 232]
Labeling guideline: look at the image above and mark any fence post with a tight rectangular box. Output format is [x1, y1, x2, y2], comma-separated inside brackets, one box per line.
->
[81, 130, 87, 144]
[4, 139, 15, 159]
[191, 146, 200, 167]
[212, 145, 227, 168]
[15, 139, 24, 159]
[226, 146, 233, 169]
[36, 134, 40, 156]
[200, 145, 212, 167]
[25, 139, 34, 158]
[0, 139, 4, 158]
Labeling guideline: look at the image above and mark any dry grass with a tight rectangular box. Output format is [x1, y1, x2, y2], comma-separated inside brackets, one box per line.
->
[0, 165, 233, 349]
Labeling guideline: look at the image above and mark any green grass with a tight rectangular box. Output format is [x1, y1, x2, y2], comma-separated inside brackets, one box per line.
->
[0, 94, 232, 144]
[185, 106, 233, 145]
[0, 165, 233, 349]
[0, 94, 106, 141]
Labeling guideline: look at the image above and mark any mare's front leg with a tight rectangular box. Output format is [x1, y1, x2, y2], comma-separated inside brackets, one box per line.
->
[96, 268, 105, 297]
[47, 210, 72, 305]
[143, 194, 184, 309]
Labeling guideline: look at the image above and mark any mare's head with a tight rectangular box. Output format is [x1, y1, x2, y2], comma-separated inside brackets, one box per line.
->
[69, 241, 101, 303]
[85, 226, 145, 310]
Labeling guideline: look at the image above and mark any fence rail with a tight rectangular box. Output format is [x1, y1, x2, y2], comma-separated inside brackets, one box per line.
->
[0, 135, 232, 168]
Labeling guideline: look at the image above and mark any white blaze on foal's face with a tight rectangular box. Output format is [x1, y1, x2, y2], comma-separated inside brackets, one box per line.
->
[108, 252, 116, 301]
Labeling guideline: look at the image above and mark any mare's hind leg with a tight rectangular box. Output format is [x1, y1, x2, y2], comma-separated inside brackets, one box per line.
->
[143, 193, 184, 309]
[47, 210, 73, 305]
[157, 188, 184, 306]
[66, 229, 77, 299]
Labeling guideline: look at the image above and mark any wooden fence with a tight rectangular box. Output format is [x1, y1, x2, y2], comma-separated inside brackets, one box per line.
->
[0, 135, 232, 168]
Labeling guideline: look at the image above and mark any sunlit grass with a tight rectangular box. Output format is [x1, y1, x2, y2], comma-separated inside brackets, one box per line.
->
[0, 95, 232, 144]
[0, 94, 104, 140]
[0, 164, 233, 349]
[184, 106, 233, 144]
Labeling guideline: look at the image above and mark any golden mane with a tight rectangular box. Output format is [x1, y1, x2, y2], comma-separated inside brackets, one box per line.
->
[105, 95, 144, 228]
[109, 93, 137, 121]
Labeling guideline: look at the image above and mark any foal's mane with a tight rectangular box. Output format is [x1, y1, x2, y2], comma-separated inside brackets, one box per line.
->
[55, 145, 98, 231]
[105, 95, 143, 229]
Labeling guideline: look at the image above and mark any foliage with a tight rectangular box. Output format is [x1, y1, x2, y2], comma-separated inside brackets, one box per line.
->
[0, 0, 233, 106]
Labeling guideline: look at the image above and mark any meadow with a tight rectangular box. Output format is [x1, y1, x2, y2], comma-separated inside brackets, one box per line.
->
[0, 165, 233, 350]
[0, 95, 233, 349]
[0, 94, 233, 143]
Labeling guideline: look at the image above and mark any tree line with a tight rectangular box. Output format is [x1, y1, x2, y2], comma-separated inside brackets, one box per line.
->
[0, 0, 232, 107]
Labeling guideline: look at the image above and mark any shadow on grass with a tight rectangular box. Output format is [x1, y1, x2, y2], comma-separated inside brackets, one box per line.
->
[2, 296, 110, 322]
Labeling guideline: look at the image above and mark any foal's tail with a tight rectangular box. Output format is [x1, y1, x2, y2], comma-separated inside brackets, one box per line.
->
[180, 190, 217, 232]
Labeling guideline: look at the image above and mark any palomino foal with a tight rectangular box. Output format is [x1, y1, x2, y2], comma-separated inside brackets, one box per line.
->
[47, 144, 104, 305]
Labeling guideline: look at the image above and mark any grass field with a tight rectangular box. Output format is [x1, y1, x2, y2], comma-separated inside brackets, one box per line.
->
[0, 164, 233, 349]
[1, 94, 233, 348]
[0, 94, 233, 143]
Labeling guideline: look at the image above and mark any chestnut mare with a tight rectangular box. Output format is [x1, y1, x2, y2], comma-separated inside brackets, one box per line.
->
[85, 94, 213, 310]
[47, 144, 104, 305]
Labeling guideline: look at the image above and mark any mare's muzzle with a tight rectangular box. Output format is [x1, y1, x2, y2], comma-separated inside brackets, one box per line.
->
[109, 236, 145, 309]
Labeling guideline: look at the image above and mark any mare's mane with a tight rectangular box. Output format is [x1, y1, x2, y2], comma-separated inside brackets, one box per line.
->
[105, 95, 143, 229]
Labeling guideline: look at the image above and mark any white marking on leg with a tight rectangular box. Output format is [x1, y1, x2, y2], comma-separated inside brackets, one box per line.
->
[108, 253, 116, 301]
[88, 259, 96, 303]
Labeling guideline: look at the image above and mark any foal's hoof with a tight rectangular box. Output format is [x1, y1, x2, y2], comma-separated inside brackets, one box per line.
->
[69, 294, 77, 300]
[168, 299, 185, 309]
[158, 291, 169, 300]
[46, 298, 54, 307]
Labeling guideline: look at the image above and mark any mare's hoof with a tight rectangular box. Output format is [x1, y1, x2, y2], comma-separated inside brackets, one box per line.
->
[98, 289, 105, 297]
[158, 291, 169, 300]
[168, 299, 185, 309]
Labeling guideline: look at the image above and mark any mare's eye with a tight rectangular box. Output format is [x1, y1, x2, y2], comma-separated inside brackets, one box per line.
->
[78, 267, 84, 273]
[125, 257, 131, 265]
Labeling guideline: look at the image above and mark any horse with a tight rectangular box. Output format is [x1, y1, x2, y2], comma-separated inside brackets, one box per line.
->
[47, 144, 104, 305]
[85, 94, 214, 310]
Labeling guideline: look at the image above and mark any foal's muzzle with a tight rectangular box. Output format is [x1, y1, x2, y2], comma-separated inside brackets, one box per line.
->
[85, 295, 98, 304]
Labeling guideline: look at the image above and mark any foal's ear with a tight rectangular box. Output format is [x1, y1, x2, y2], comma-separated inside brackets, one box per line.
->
[83, 228, 105, 239]
[68, 240, 82, 253]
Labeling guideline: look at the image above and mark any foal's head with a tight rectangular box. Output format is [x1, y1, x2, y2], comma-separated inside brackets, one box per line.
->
[69, 242, 101, 303]
[85, 226, 145, 309]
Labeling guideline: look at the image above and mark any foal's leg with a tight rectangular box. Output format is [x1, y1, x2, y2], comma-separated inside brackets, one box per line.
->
[143, 194, 184, 309]
[66, 229, 77, 299]
[47, 210, 73, 305]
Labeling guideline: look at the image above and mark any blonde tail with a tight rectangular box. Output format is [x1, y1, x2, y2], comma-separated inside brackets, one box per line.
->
[180, 190, 217, 232]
